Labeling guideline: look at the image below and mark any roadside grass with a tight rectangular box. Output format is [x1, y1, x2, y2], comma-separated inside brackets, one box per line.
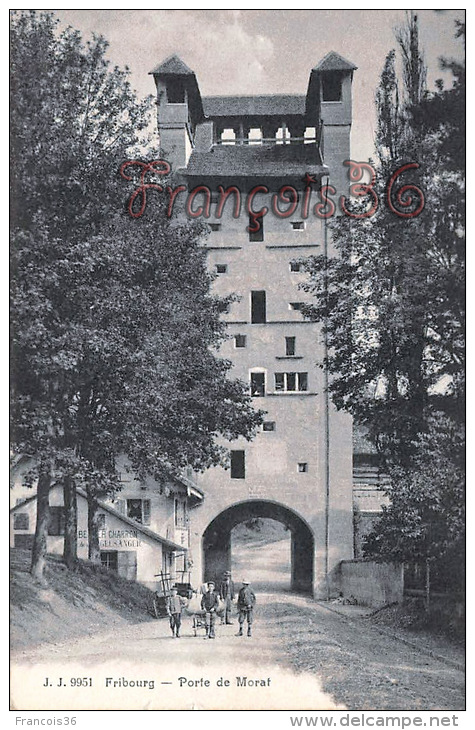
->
[10, 548, 157, 651]
[369, 596, 465, 644]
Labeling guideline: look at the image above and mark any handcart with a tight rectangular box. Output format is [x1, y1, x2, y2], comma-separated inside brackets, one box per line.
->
[184, 592, 225, 636]
[174, 569, 194, 599]
[149, 571, 173, 619]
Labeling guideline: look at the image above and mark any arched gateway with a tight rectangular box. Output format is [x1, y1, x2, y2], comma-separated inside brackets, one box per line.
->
[202, 500, 314, 594]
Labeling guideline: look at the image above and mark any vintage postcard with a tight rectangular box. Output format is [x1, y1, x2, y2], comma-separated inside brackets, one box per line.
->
[10, 8, 465, 717]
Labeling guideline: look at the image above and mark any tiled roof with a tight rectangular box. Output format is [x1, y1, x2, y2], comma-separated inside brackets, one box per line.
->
[202, 95, 306, 118]
[185, 143, 326, 178]
[149, 54, 195, 76]
[314, 51, 357, 72]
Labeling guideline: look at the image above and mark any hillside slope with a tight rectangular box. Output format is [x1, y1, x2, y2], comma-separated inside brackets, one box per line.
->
[10, 548, 156, 652]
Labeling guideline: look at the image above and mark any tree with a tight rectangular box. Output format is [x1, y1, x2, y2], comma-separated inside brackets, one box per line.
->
[363, 412, 465, 593]
[10, 11, 151, 235]
[300, 15, 464, 575]
[11, 9, 153, 572]
[10, 10, 262, 580]
[302, 14, 464, 453]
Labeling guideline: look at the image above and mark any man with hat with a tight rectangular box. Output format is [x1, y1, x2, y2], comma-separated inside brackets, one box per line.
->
[236, 579, 256, 637]
[200, 581, 220, 639]
[166, 586, 185, 638]
[219, 570, 235, 625]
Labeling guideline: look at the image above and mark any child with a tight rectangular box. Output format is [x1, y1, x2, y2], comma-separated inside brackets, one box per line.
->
[167, 587, 185, 638]
[236, 579, 256, 637]
[200, 581, 220, 639]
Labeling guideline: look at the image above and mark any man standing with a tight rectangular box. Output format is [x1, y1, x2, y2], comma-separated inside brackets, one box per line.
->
[236, 579, 256, 637]
[219, 571, 235, 625]
[167, 587, 185, 638]
[201, 581, 220, 639]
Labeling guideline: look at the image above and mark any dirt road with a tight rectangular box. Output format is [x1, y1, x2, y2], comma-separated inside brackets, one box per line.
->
[11, 539, 464, 711]
[11, 589, 464, 712]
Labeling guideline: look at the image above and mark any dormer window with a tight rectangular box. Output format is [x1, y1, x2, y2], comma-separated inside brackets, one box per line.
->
[167, 79, 185, 104]
[322, 72, 343, 102]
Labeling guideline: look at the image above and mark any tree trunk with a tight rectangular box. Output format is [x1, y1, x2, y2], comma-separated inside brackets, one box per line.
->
[63, 475, 78, 569]
[30, 469, 51, 584]
[425, 558, 431, 613]
[87, 486, 101, 563]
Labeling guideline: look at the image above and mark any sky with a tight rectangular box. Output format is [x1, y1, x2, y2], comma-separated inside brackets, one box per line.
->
[50, 8, 465, 162]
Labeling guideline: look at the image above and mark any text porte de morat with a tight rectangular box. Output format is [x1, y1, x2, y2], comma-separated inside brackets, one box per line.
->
[177, 676, 272, 688]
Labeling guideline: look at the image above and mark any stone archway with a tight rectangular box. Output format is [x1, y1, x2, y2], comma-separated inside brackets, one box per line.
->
[202, 500, 314, 594]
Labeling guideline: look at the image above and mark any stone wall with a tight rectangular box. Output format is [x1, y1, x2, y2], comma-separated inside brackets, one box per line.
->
[337, 559, 404, 607]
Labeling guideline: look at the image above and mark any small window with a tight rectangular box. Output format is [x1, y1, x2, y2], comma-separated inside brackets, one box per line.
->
[235, 334, 247, 348]
[13, 513, 29, 530]
[251, 291, 266, 323]
[285, 336, 296, 356]
[216, 264, 227, 274]
[249, 214, 264, 242]
[48, 506, 65, 536]
[250, 372, 265, 397]
[209, 223, 221, 232]
[263, 421, 276, 432]
[126, 499, 150, 525]
[167, 79, 185, 104]
[322, 72, 343, 102]
[97, 514, 106, 530]
[289, 302, 303, 311]
[298, 462, 308, 473]
[231, 450, 245, 479]
[287, 372, 296, 391]
[101, 551, 118, 572]
[127, 499, 142, 522]
[248, 127, 263, 145]
[275, 373, 285, 391]
[298, 372, 308, 391]
[292, 221, 305, 230]
[290, 261, 302, 272]
[221, 128, 236, 145]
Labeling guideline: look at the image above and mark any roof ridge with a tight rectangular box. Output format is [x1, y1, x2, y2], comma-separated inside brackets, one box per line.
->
[313, 50, 358, 72]
[149, 53, 194, 76]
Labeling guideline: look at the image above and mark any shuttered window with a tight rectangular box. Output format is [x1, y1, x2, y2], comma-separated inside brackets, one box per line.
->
[143, 500, 151, 526]
[13, 513, 29, 530]
[126, 499, 151, 525]
[114, 499, 126, 515]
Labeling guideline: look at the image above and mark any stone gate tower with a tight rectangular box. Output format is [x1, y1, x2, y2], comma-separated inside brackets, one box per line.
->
[149, 51, 357, 597]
